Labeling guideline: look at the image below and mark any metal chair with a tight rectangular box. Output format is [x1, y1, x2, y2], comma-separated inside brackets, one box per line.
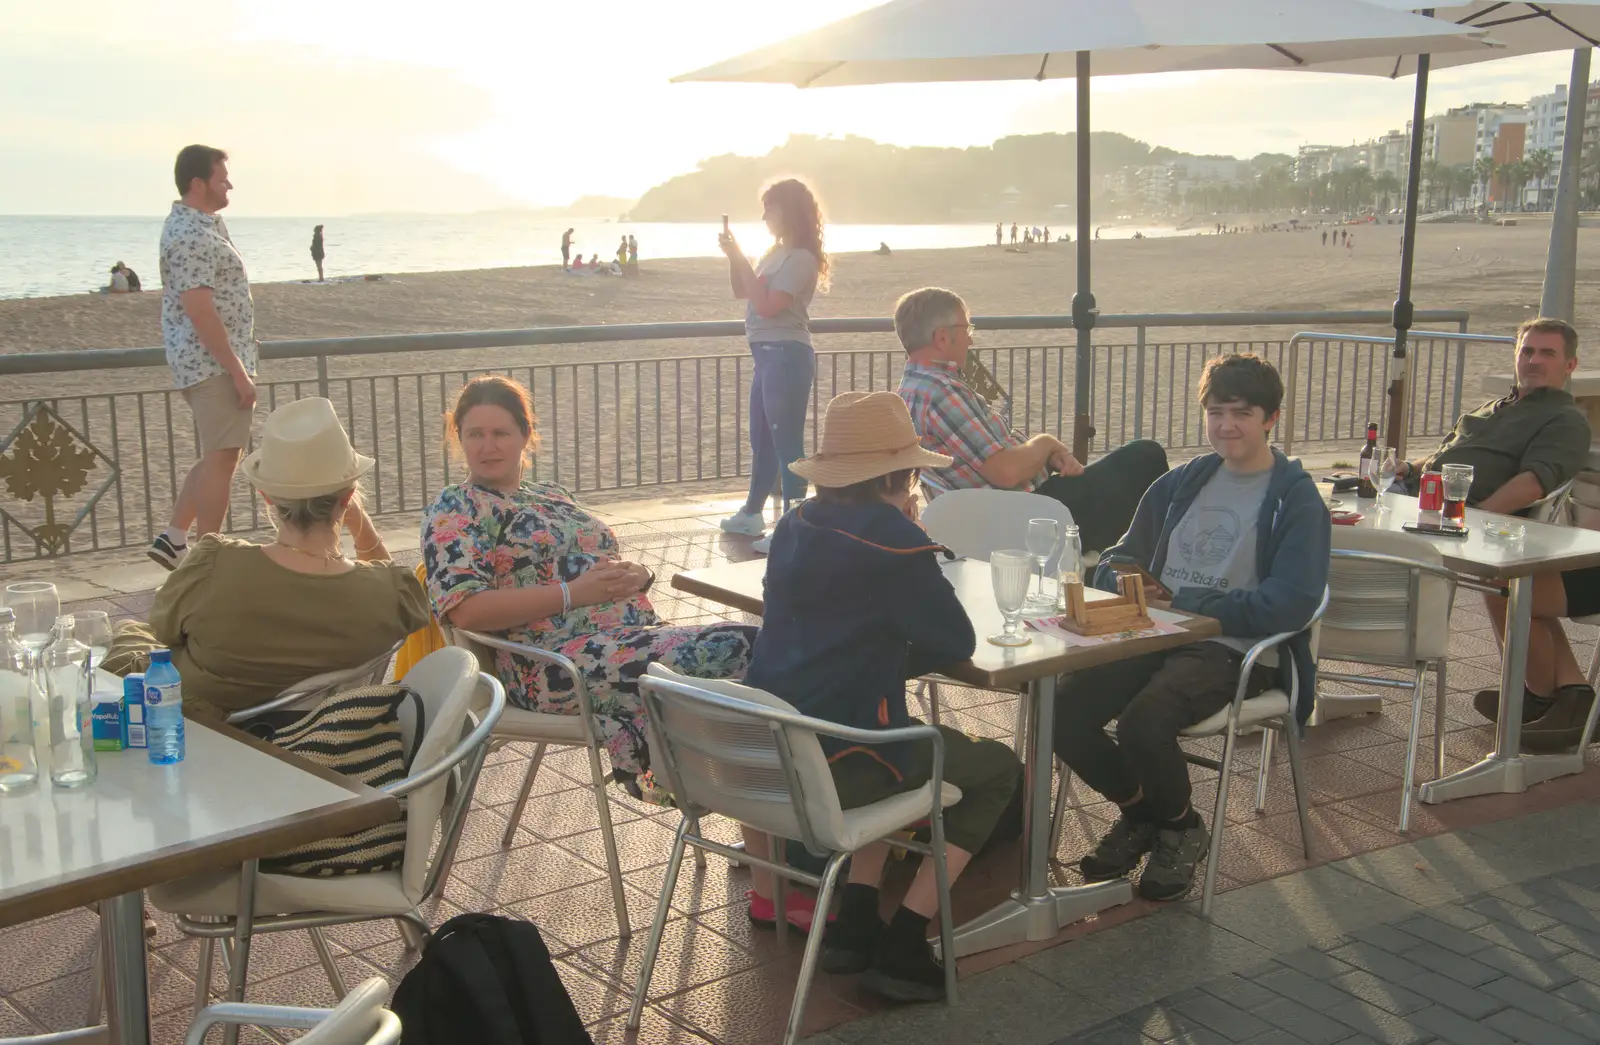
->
[1309, 530, 1458, 832]
[146, 648, 502, 1026]
[632, 663, 960, 1045]
[1554, 612, 1600, 752]
[447, 627, 632, 938]
[185, 977, 400, 1045]
[224, 640, 404, 727]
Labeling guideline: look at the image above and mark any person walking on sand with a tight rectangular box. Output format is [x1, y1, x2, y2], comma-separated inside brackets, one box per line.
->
[310, 224, 325, 281]
[628, 234, 638, 265]
[1010, 222, 1018, 245]
[617, 235, 630, 267]
[561, 227, 575, 270]
[1322, 229, 1327, 247]
[718, 177, 829, 554]
[995, 223, 1002, 246]
[148, 144, 257, 571]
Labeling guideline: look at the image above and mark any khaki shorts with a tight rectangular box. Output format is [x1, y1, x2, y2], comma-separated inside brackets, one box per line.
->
[180, 374, 254, 453]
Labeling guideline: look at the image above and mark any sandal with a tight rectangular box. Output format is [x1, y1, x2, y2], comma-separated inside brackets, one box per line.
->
[746, 889, 835, 934]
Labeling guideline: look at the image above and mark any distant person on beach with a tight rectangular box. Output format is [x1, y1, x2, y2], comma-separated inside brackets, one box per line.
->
[570, 254, 585, 271]
[107, 262, 133, 293]
[310, 224, 325, 281]
[718, 177, 829, 554]
[149, 144, 257, 572]
[1010, 222, 1018, 245]
[1096, 227, 1102, 241]
[894, 287, 1168, 554]
[995, 223, 1002, 246]
[1043, 227, 1050, 244]
[561, 227, 575, 270]
[628, 234, 638, 265]
[875, 241, 891, 255]
[1322, 230, 1328, 247]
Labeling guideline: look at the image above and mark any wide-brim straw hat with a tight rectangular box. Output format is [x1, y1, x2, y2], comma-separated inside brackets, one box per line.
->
[242, 397, 375, 499]
[789, 391, 952, 487]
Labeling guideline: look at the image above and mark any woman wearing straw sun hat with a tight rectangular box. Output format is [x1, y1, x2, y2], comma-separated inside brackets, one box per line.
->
[107, 397, 429, 722]
[738, 390, 1021, 1003]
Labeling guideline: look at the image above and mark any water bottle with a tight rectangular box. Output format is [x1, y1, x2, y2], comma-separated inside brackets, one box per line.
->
[44, 615, 96, 788]
[1055, 525, 1084, 612]
[0, 608, 39, 792]
[144, 649, 185, 765]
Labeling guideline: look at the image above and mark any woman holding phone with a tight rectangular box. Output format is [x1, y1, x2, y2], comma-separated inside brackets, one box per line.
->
[718, 178, 829, 552]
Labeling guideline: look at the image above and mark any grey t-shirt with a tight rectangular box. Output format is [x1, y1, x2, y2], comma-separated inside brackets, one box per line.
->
[745, 246, 819, 347]
[1162, 465, 1273, 656]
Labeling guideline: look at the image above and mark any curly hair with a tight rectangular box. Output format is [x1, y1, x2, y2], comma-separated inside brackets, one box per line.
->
[760, 177, 830, 291]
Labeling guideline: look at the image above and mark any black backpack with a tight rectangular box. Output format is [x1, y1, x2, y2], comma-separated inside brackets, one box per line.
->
[392, 913, 594, 1045]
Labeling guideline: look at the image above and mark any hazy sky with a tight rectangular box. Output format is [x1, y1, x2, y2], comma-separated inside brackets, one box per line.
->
[0, 0, 1581, 216]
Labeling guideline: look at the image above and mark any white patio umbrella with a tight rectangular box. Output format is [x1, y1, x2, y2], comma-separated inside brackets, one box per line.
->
[1296, 2, 1600, 454]
[673, 0, 1496, 459]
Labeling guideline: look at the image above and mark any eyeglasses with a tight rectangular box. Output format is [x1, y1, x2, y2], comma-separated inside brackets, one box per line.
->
[942, 323, 976, 338]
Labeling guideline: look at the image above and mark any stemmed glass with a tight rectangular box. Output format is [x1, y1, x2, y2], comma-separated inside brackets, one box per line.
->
[74, 611, 113, 675]
[989, 550, 1034, 647]
[5, 583, 59, 663]
[1022, 518, 1062, 616]
[1377, 447, 1398, 510]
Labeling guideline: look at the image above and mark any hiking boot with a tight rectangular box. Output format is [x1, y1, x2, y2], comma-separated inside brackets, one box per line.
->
[1079, 816, 1158, 882]
[1473, 687, 1553, 724]
[147, 533, 186, 572]
[719, 509, 767, 536]
[821, 913, 883, 975]
[863, 929, 945, 1003]
[1137, 822, 1211, 902]
[1522, 684, 1597, 753]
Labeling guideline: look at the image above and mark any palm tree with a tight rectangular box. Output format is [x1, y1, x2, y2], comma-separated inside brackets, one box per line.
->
[1474, 156, 1497, 217]
[1374, 171, 1402, 214]
[1525, 148, 1555, 210]
[1450, 165, 1475, 213]
[1421, 159, 1443, 213]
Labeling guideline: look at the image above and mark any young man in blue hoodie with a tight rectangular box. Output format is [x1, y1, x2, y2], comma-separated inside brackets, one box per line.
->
[742, 390, 1021, 1003]
[1053, 354, 1329, 902]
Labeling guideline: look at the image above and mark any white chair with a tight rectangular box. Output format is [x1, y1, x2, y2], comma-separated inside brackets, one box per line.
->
[185, 977, 400, 1045]
[224, 640, 404, 727]
[631, 663, 960, 1045]
[448, 627, 632, 938]
[147, 648, 503, 1021]
[1313, 529, 1458, 833]
[1050, 590, 1329, 917]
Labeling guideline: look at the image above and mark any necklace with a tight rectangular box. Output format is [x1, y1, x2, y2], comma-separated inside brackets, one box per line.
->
[274, 537, 347, 564]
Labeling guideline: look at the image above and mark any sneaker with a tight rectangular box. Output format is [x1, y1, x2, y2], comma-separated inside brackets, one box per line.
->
[751, 536, 772, 555]
[1522, 684, 1597, 753]
[821, 914, 883, 975]
[863, 930, 945, 1003]
[1137, 822, 1210, 902]
[1472, 687, 1553, 725]
[720, 509, 767, 536]
[1079, 816, 1158, 882]
[746, 889, 833, 935]
[147, 533, 186, 572]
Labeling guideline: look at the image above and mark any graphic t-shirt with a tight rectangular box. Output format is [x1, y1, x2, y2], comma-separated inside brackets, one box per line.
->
[1162, 465, 1272, 655]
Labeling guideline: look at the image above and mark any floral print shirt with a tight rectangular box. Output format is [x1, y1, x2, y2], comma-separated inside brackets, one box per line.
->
[159, 201, 257, 390]
[421, 480, 659, 647]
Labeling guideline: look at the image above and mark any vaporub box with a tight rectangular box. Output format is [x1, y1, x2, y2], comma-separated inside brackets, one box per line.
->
[123, 673, 147, 749]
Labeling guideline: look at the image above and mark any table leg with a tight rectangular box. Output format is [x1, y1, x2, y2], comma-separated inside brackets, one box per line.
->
[948, 674, 1132, 958]
[1419, 573, 1532, 803]
[100, 891, 150, 1045]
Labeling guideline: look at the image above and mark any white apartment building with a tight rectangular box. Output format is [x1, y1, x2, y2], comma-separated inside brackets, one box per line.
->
[1523, 85, 1567, 206]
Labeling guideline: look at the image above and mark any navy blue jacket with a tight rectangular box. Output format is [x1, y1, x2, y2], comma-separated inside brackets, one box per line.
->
[743, 499, 976, 773]
[1095, 449, 1331, 723]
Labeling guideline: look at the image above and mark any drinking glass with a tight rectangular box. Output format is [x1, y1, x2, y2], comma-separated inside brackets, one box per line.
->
[4, 583, 59, 661]
[74, 611, 113, 674]
[1022, 518, 1062, 615]
[988, 550, 1033, 647]
[1441, 463, 1474, 526]
[1378, 447, 1398, 509]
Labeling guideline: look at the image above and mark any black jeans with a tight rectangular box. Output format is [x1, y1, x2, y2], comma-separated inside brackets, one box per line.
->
[1035, 439, 1169, 553]
[1052, 642, 1274, 823]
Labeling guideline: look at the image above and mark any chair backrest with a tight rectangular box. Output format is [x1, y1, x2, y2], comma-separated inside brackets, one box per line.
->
[1321, 528, 1456, 666]
[1530, 477, 1578, 525]
[394, 646, 482, 897]
[299, 978, 401, 1045]
[225, 640, 403, 725]
[639, 663, 850, 853]
[920, 488, 1076, 568]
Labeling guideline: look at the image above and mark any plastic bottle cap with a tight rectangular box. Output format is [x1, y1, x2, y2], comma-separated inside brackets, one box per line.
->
[149, 650, 172, 664]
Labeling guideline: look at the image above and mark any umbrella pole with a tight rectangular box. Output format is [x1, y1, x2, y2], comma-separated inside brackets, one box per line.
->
[1385, 47, 1431, 460]
[1540, 47, 1592, 323]
[1071, 49, 1096, 462]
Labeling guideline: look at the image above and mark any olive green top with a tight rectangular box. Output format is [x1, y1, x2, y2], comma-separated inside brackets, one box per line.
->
[149, 535, 430, 719]
[1417, 385, 1591, 505]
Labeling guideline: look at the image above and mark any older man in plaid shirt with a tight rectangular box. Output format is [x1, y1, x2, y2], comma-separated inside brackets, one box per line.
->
[895, 287, 1169, 553]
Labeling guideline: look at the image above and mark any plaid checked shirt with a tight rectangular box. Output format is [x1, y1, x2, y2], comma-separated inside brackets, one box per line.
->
[898, 360, 1044, 496]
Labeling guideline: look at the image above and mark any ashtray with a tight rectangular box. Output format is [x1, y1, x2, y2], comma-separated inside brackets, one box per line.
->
[1483, 520, 1526, 542]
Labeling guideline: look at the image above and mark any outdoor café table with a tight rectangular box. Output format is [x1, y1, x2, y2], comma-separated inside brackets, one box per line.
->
[0, 714, 399, 1045]
[1341, 493, 1600, 804]
[672, 556, 1220, 957]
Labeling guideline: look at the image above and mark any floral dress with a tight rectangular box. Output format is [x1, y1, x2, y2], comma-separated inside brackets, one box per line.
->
[421, 481, 757, 775]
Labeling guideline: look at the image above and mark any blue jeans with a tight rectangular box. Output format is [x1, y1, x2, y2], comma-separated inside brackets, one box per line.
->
[744, 340, 815, 514]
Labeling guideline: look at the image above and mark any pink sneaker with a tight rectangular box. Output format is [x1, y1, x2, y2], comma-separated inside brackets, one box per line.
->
[746, 889, 835, 934]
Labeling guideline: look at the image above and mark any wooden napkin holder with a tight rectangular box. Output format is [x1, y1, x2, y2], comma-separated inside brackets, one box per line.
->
[1059, 575, 1153, 636]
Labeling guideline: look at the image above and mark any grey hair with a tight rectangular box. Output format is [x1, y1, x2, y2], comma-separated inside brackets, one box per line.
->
[894, 287, 968, 353]
[271, 483, 360, 533]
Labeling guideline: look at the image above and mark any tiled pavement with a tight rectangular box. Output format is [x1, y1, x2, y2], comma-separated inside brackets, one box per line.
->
[6, 505, 1600, 1044]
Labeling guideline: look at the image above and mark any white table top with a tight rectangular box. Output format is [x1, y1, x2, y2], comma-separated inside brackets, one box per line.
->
[673, 557, 1219, 690]
[0, 720, 396, 927]
[1333, 492, 1600, 580]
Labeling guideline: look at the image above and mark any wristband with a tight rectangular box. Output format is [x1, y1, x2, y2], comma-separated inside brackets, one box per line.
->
[560, 581, 572, 613]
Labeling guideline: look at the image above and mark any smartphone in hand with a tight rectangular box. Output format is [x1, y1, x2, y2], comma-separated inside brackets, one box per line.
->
[722, 214, 730, 234]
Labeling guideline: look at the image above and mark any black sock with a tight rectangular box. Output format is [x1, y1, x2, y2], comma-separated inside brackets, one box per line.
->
[886, 906, 931, 943]
[1120, 798, 1155, 822]
[838, 883, 880, 925]
[1166, 808, 1203, 830]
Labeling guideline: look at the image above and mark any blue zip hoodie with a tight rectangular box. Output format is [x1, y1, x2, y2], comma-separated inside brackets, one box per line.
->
[742, 498, 977, 775]
[1094, 448, 1331, 723]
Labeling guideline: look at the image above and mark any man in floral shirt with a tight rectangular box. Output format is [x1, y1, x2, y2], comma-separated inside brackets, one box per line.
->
[149, 145, 258, 571]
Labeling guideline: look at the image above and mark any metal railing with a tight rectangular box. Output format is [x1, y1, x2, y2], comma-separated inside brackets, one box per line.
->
[0, 309, 1474, 564]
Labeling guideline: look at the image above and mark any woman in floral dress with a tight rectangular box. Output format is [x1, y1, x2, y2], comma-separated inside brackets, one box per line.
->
[422, 375, 757, 794]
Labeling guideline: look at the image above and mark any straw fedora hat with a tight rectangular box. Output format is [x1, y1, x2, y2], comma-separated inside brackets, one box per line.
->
[241, 397, 375, 499]
[789, 391, 951, 487]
